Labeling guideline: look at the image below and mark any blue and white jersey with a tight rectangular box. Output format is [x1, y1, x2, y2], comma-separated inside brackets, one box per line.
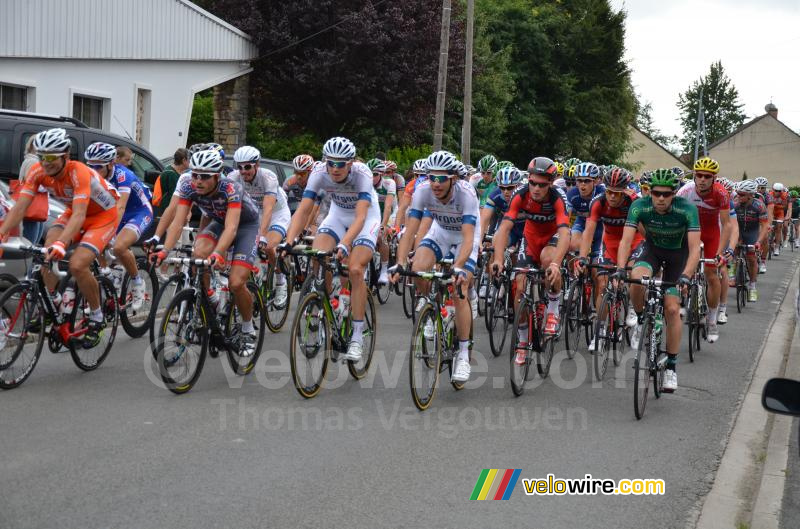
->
[303, 161, 376, 211]
[109, 164, 152, 216]
[229, 167, 289, 214]
[175, 176, 260, 224]
[408, 179, 479, 233]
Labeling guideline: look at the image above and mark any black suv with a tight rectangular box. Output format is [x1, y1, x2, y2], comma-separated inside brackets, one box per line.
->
[0, 110, 164, 184]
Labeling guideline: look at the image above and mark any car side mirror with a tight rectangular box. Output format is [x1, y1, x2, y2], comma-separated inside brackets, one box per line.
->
[762, 378, 800, 416]
[144, 170, 161, 186]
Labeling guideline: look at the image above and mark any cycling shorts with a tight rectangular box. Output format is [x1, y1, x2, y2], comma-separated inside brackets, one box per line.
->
[522, 233, 559, 266]
[699, 230, 720, 269]
[53, 212, 116, 256]
[740, 229, 760, 246]
[198, 219, 259, 270]
[118, 208, 153, 239]
[317, 203, 381, 251]
[418, 221, 479, 274]
[597, 240, 645, 273]
[266, 206, 291, 238]
[634, 242, 688, 297]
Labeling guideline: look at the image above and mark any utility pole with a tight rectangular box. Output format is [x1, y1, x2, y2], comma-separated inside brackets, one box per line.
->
[432, 0, 451, 152]
[460, 0, 475, 164]
[693, 86, 708, 163]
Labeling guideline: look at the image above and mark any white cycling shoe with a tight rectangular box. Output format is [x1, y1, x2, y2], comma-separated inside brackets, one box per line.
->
[343, 341, 363, 362]
[451, 357, 471, 383]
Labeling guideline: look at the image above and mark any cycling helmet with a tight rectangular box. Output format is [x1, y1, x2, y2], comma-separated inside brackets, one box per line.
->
[84, 142, 117, 163]
[553, 178, 566, 189]
[206, 142, 225, 159]
[322, 136, 356, 160]
[527, 156, 559, 179]
[773, 182, 785, 192]
[554, 161, 565, 177]
[312, 161, 325, 171]
[754, 177, 768, 187]
[188, 143, 208, 155]
[425, 150, 459, 174]
[495, 166, 520, 187]
[233, 145, 260, 163]
[721, 179, 735, 194]
[455, 161, 468, 179]
[604, 167, 631, 189]
[693, 157, 719, 175]
[649, 168, 678, 189]
[639, 171, 651, 186]
[367, 158, 387, 174]
[477, 154, 498, 173]
[292, 154, 314, 171]
[34, 128, 71, 153]
[736, 180, 757, 194]
[497, 160, 515, 171]
[575, 162, 600, 179]
[465, 164, 477, 176]
[412, 158, 427, 174]
[384, 160, 397, 172]
[790, 190, 799, 198]
[190, 150, 224, 173]
[564, 157, 581, 169]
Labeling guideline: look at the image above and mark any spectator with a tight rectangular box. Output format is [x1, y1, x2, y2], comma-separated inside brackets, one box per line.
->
[116, 146, 134, 167]
[155, 148, 189, 216]
[18, 136, 46, 243]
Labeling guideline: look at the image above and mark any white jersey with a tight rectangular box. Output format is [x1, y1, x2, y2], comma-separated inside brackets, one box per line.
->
[303, 161, 377, 211]
[408, 179, 479, 232]
[229, 167, 289, 214]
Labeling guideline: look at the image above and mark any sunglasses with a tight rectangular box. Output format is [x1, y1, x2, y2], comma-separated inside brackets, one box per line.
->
[605, 189, 625, 197]
[528, 181, 550, 189]
[87, 163, 109, 170]
[326, 159, 349, 169]
[694, 173, 714, 180]
[428, 174, 451, 184]
[576, 178, 593, 184]
[191, 172, 217, 181]
[499, 185, 516, 191]
[237, 164, 255, 171]
[37, 153, 66, 163]
[651, 190, 674, 198]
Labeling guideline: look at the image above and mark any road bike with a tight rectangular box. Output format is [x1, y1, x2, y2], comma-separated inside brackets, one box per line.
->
[686, 255, 718, 362]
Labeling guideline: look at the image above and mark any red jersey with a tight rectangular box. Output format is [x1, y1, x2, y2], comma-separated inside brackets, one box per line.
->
[589, 190, 643, 258]
[504, 187, 569, 247]
[676, 181, 729, 233]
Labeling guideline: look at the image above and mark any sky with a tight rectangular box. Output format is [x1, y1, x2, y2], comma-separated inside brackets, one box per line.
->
[611, 0, 800, 145]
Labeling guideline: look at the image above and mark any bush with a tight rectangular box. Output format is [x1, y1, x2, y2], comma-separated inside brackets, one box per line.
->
[187, 90, 213, 146]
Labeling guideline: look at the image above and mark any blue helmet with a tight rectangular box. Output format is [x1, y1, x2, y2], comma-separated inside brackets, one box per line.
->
[495, 166, 521, 187]
[575, 162, 600, 179]
[84, 142, 117, 163]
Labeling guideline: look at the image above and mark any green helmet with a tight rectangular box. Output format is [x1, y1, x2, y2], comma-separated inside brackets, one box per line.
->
[477, 155, 498, 173]
[366, 158, 386, 173]
[564, 157, 581, 169]
[790, 190, 799, 198]
[496, 160, 514, 171]
[649, 168, 678, 189]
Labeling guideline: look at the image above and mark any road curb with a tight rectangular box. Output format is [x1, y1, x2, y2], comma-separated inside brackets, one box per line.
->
[694, 260, 799, 529]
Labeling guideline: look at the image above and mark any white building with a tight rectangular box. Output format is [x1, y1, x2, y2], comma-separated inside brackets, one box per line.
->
[0, 0, 257, 159]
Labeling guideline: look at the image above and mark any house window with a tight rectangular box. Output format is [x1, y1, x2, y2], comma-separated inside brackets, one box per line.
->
[73, 94, 104, 128]
[0, 83, 28, 111]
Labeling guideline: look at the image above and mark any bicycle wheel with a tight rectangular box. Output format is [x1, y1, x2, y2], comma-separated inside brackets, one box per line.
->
[347, 290, 377, 380]
[0, 273, 19, 293]
[633, 319, 652, 420]
[148, 273, 187, 354]
[402, 277, 415, 319]
[447, 319, 471, 391]
[409, 303, 442, 410]
[225, 281, 266, 376]
[509, 297, 533, 396]
[119, 259, 158, 338]
[157, 289, 208, 394]
[612, 296, 628, 367]
[537, 336, 555, 379]
[487, 279, 509, 357]
[563, 280, 582, 359]
[593, 293, 613, 382]
[476, 269, 487, 317]
[289, 291, 331, 399]
[68, 276, 118, 371]
[264, 261, 292, 332]
[687, 284, 699, 363]
[375, 275, 391, 305]
[0, 284, 45, 389]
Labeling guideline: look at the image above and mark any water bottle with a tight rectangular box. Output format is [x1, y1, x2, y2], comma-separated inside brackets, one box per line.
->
[217, 276, 229, 314]
[339, 288, 350, 319]
[112, 266, 125, 293]
[61, 286, 75, 316]
[442, 299, 455, 332]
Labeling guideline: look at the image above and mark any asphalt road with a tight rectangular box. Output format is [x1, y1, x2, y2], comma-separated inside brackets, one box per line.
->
[3, 252, 799, 529]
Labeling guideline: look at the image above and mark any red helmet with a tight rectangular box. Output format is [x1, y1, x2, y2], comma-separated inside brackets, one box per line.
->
[527, 156, 558, 179]
[292, 154, 314, 171]
[604, 168, 631, 189]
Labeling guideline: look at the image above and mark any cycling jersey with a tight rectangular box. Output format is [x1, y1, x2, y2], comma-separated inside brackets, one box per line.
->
[567, 185, 605, 254]
[303, 162, 376, 211]
[282, 175, 307, 214]
[408, 179, 479, 232]
[769, 190, 789, 218]
[392, 174, 406, 191]
[588, 190, 643, 262]
[469, 174, 497, 207]
[504, 187, 569, 262]
[734, 198, 767, 244]
[677, 181, 729, 263]
[791, 199, 800, 219]
[23, 160, 118, 220]
[374, 177, 397, 216]
[229, 167, 289, 214]
[756, 191, 773, 206]
[625, 196, 700, 250]
[109, 164, 152, 216]
[485, 187, 524, 245]
[404, 176, 428, 198]
[175, 176, 259, 225]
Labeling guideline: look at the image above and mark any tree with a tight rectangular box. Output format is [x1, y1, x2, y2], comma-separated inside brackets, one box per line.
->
[677, 61, 747, 155]
[635, 96, 678, 152]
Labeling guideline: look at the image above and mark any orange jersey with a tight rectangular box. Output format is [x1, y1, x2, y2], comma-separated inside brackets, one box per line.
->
[23, 160, 118, 218]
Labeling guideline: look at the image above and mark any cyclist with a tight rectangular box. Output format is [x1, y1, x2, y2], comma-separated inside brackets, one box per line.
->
[733, 180, 768, 302]
[85, 142, 153, 311]
[575, 168, 643, 351]
[205, 142, 233, 175]
[368, 159, 397, 284]
[567, 162, 605, 255]
[394, 158, 427, 231]
[470, 155, 498, 206]
[639, 172, 651, 198]
[281, 137, 381, 362]
[754, 177, 772, 272]
[153, 149, 261, 357]
[284, 154, 315, 214]
[0, 128, 119, 348]
[229, 146, 291, 308]
[676, 157, 731, 343]
[616, 168, 701, 393]
[492, 156, 570, 363]
[790, 190, 800, 248]
[392, 150, 479, 383]
[768, 182, 791, 253]
[385, 160, 405, 194]
[716, 177, 738, 324]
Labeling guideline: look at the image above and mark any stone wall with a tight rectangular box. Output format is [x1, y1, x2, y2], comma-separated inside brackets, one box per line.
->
[213, 74, 249, 154]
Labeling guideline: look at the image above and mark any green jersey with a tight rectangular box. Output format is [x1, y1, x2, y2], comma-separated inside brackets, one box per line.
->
[625, 196, 700, 250]
[469, 174, 497, 207]
[374, 177, 397, 215]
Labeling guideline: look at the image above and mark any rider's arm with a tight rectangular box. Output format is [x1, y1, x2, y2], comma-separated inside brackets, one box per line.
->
[285, 197, 314, 244]
[213, 205, 241, 256]
[682, 231, 702, 277]
[153, 188, 182, 239]
[416, 214, 433, 248]
[381, 193, 394, 228]
[552, 195, 571, 264]
[579, 218, 598, 259]
[259, 195, 277, 237]
[728, 216, 739, 248]
[718, 208, 732, 256]
[162, 203, 190, 251]
[454, 221, 475, 270]
[396, 215, 421, 266]
[395, 191, 411, 229]
[616, 226, 636, 267]
[116, 191, 130, 225]
[479, 207, 494, 242]
[767, 202, 774, 225]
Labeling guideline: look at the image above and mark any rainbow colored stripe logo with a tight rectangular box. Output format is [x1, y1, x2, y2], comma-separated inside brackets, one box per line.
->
[470, 469, 522, 500]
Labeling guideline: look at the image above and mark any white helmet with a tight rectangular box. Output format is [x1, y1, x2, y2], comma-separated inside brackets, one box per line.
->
[736, 180, 757, 194]
[84, 142, 117, 163]
[34, 128, 71, 153]
[322, 136, 356, 160]
[425, 150, 459, 174]
[553, 178, 567, 189]
[773, 182, 784, 192]
[754, 177, 768, 187]
[292, 154, 314, 171]
[190, 150, 224, 173]
[233, 146, 260, 163]
[412, 158, 427, 174]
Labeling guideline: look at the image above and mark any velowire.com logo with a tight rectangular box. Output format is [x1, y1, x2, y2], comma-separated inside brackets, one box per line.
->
[470, 469, 522, 500]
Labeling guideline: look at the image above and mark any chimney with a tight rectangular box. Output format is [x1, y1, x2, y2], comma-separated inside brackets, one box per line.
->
[765, 102, 778, 119]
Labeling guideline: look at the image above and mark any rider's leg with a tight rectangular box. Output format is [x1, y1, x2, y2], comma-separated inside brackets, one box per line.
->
[705, 262, 720, 323]
[348, 245, 373, 344]
[69, 247, 101, 313]
[41, 226, 67, 293]
[192, 236, 215, 292]
[228, 264, 254, 323]
[113, 227, 140, 278]
[410, 245, 436, 298]
[664, 293, 682, 357]
[628, 265, 649, 314]
[311, 232, 337, 292]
